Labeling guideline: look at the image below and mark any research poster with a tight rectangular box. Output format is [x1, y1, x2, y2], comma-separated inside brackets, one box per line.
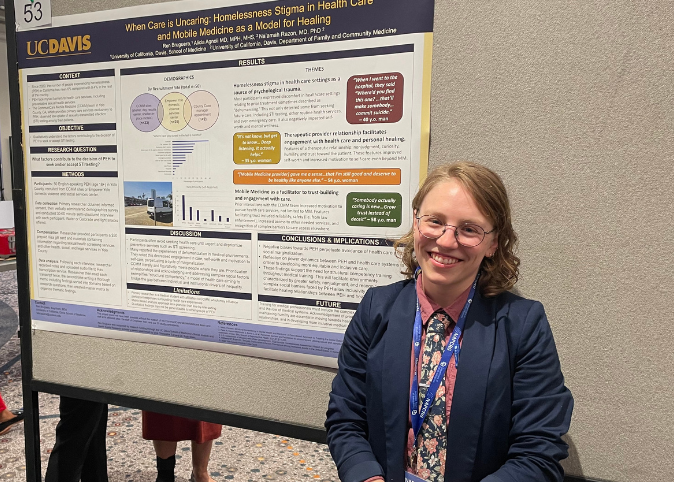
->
[18, 0, 434, 367]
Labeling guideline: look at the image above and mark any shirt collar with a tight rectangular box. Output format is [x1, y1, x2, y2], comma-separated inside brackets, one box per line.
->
[416, 272, 473, 325]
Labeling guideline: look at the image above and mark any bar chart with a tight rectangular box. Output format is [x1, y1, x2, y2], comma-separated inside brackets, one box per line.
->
[172, 140, 210, 179]
[179, 192, 231, 227]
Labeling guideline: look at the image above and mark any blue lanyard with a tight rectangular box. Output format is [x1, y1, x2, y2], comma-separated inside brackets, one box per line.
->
[409, 270, 480, 443]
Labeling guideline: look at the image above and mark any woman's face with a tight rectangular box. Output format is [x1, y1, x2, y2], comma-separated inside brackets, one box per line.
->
[413, 179, 498, 304]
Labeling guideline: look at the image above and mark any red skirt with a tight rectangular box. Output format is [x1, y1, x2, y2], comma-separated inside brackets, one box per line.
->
[142, 411, 222, 444]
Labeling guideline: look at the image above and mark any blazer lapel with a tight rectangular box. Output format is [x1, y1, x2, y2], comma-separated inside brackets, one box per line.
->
[445, 291, 497, 482]
[381, 280, 416, 480]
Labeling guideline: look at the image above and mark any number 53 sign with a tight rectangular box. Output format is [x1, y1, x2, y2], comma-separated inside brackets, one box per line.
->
[14, 0, 52, 30]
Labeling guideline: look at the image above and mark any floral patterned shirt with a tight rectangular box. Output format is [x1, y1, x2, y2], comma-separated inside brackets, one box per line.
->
[364, 275, 471, 482]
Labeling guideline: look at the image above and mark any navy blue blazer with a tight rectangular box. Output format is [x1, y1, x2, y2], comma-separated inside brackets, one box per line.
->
[326, 279, 573, 482]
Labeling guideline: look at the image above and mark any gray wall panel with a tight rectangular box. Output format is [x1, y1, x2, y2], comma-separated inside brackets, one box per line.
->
[52, 0, 167, 17]
[430, 2, 674, 482]
[33, 330, 336, 429]
[27, 1, 674, 481]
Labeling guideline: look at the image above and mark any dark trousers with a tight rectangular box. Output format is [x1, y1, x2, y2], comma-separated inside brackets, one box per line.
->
[45, 396, 108, 482]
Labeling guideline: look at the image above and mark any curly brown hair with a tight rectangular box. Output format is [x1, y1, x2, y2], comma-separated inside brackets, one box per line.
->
[394, 162, 520, 297]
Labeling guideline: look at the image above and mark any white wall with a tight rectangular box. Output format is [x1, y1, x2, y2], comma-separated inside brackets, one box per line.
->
[0, 14, 13, 201]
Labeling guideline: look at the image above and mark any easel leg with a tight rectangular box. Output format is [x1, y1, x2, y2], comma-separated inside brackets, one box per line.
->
[23, 389, 41, 482]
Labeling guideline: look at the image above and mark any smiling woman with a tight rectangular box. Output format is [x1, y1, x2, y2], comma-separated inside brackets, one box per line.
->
[326, 162, 574, 482]
[395, 162, 520, 299]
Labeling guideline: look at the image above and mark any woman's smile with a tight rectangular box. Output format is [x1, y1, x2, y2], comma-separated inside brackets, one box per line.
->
[428, 252, 461, 266]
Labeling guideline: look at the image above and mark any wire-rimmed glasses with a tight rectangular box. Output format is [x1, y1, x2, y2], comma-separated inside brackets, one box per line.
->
[415, 214, 495, 247]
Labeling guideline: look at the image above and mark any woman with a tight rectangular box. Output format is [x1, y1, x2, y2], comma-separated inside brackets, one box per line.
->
[326, 162, 573, 482]
[142, 412, 221, 482]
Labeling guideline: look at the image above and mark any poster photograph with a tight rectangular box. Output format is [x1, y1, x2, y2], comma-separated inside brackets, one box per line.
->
[18, 0, 434, 367]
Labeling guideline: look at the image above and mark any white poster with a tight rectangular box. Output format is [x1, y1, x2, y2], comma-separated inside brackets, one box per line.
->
[18, 0, 434, 367]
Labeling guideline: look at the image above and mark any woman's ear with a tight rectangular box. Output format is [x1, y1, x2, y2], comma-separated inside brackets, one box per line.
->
[488, 235, 498, 257]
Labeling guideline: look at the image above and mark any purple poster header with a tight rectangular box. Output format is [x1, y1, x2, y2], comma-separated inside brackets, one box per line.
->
[17, 0, 434, 68]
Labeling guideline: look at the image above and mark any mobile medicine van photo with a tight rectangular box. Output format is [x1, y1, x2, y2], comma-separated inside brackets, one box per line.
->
[147, 197, 172, 219]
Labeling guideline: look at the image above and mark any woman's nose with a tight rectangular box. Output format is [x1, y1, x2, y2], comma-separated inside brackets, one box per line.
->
[437, 226, 460, 248]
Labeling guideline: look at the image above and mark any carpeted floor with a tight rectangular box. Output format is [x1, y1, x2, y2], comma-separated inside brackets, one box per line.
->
[0, 270, 340, 482]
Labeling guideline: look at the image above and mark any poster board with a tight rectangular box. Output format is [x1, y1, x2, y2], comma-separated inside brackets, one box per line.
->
[7, 1, 434, 474]
[16, 1, 674, 482]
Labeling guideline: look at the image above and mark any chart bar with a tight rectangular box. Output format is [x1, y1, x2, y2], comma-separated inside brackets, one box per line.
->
[172, 140, 209, 177]
[178, 193, 230, 226]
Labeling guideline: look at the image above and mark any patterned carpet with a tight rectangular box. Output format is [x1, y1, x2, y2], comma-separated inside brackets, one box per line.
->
[0, 270, 339, 481]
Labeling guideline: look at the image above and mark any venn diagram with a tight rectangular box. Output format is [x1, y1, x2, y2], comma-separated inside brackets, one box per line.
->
[130, 91, 219, 132]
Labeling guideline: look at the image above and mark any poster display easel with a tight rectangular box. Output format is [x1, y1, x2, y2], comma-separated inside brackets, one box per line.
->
[5, 0, 434, 480]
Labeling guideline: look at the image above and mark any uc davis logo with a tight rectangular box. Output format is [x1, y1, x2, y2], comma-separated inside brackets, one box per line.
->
[27, 35, 91, 57]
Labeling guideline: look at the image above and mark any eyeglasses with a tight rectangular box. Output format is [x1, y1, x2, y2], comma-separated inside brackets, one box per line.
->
[415, 214, 495, 247]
